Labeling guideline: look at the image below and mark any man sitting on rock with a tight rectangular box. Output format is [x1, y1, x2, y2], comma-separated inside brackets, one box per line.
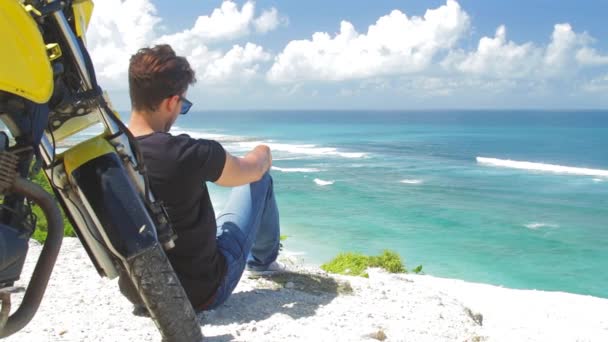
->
[119, 44, 285, 313]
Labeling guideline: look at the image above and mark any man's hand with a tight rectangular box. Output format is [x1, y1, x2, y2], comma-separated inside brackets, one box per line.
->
[250, 144, 272, 173]
[214, 144, 272, 187]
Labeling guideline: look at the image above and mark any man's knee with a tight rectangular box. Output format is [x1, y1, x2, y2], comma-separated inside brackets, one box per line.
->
[260, 171, 272, 183]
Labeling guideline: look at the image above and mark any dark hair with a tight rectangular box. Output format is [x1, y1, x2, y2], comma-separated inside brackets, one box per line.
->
[128, 44, 196, 112]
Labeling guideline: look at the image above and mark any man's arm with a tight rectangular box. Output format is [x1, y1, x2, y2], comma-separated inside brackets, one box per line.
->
[214, 145, 272, 187]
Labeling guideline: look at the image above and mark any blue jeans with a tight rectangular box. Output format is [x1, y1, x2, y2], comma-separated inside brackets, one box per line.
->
[205, 173, 281, 310]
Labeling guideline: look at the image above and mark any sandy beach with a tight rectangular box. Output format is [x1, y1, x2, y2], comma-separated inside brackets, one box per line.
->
[5, 238, 608, 342]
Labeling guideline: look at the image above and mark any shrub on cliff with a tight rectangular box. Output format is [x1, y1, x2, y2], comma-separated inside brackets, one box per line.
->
[30, 169, 75, 243]
[321, 250, 420, 278]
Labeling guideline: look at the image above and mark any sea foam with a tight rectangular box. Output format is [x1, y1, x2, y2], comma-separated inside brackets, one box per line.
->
[170, 128, 253, 143]
[314, 178, 334, 186]
[476, 157, 608, 177]
[170, 128, 223, 140]
[400, 179, 423, 185]
[169, 129, 367, 159]
[272, 166, 322, 173]
[238, 141, 367, 159]
[524, 222, 558, 230]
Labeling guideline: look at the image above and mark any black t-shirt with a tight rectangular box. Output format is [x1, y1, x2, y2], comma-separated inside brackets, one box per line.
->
[136, 132, 227, 309]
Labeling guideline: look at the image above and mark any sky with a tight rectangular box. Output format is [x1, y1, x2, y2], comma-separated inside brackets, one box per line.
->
[85, 0, 608, 110]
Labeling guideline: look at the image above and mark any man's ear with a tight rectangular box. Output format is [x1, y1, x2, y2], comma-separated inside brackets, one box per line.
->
[161, 95, 180, 113]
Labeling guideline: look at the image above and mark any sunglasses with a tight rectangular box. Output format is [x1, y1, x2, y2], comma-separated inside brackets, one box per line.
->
[178, 95, 193, 115]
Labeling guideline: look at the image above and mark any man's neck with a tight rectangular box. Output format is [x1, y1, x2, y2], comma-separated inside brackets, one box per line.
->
[128, 110, 165, 137]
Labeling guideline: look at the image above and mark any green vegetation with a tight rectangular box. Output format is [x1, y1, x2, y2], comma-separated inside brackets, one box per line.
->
[279, 234, 288, 251]
[369, 250, 406, 273]
[321, 252, 372, 277]
[412, 265, 423, 274]
[321, 250, 417, 278]
[30, 169, 75, 243]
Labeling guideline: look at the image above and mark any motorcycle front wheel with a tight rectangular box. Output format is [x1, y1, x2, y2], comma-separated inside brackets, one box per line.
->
[123, 244, 203, 342]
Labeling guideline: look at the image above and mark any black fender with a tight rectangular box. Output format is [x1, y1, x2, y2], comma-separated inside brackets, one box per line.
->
[70, 153, 158, 260]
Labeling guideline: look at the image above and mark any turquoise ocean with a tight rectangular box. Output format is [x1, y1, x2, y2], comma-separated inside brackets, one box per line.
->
[160, 111, 607, 298]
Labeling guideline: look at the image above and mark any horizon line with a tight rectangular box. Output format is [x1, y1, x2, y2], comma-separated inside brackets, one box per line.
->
[116, 108, 608, 112]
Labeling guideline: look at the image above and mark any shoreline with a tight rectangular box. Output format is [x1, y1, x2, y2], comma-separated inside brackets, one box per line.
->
[7, 238, 608, 341]
[280, 242, 608, 301]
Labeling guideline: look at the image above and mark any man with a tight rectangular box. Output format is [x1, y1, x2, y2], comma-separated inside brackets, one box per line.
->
[120, 44, 284, 312]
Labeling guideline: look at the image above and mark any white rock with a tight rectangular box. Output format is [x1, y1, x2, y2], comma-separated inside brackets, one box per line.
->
[5, 238, 608, 342]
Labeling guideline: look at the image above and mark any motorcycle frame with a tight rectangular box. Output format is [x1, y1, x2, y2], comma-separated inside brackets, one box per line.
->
[36, 0, 160, 278]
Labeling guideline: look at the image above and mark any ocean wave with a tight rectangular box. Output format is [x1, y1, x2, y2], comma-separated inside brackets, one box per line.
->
[400, 179, 423, 185]
[272, 157, 307, 161]
[170, 129, 256, 143]
[171, 130, 233, 141]
[314, 178, 334, 186]
[238, 141, 367, 159]
[593, 178, 605, 183]
[272, 166, 322, 173]
[476, 157, 608, 177]
[170, 128, 367, 159]
[524, 222, 558, 230]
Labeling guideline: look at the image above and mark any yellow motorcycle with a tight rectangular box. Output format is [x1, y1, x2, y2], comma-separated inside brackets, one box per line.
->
[0, 1, 203, 340]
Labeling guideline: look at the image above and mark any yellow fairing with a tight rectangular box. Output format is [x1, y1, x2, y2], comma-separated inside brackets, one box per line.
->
[63, 136, 114, 177]
[72, 0, 94, 42]
[0, 0, 53, 103]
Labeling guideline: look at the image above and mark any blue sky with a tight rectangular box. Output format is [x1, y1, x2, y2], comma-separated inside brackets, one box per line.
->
[86, 0, 608, 110]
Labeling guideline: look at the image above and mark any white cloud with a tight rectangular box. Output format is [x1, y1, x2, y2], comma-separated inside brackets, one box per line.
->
[87, 0, 280, 88]
[442, 22, 604, 80]
[442, 26, 541, 78]
[543, 23, 590, 73]
[267, 0, 470, 83]
[202, 43, 271, 83]
[582, 74, 608, 93]
[399, 76, 521, 98]
[191, 0, 254, 40]
[576, 48, 608, 66]
[86, 0, 162, 85]
[253, 7, 285, 34]
[155, 1, 287, 51]
[155, 1, 255, 51]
